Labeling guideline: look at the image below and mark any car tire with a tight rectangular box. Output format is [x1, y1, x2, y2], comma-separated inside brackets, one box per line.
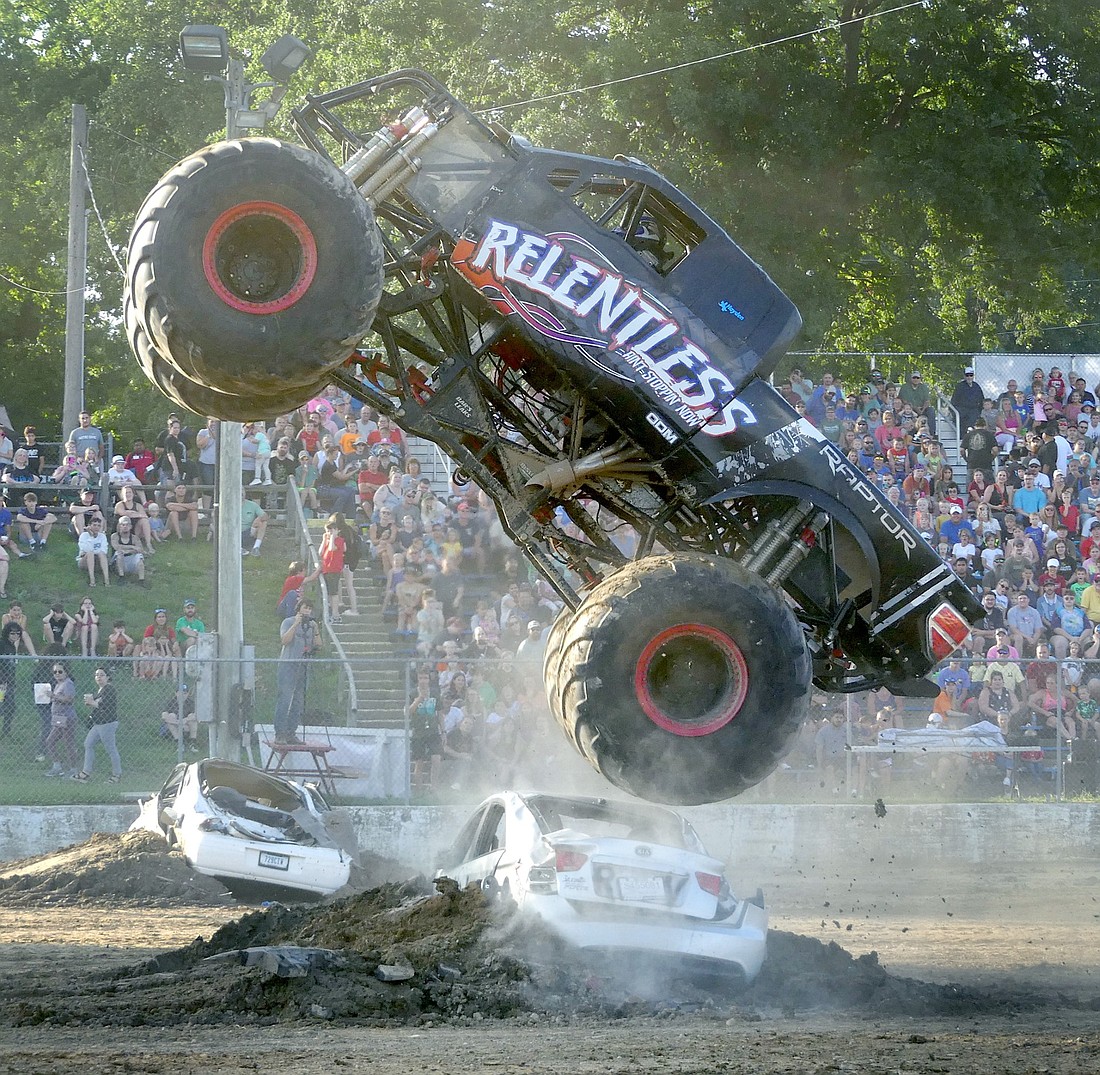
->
[124, 296, 329, 420]
[126, 137, 383, 405]
[548, 554, 811, 804]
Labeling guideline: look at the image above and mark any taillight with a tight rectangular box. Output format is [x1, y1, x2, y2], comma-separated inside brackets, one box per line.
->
[928, 601, 971, 660]
[695, 871, 722, 897]
[555, 849, 588, 872]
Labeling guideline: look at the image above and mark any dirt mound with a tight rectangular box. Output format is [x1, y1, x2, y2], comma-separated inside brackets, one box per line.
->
[0, 831, 234, 906]
[8, 876, 1086, 1029]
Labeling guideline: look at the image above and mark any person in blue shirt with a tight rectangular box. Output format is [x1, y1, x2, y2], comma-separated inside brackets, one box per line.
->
[1012, 473, 1047, 517]
[939, 506, 971, 546]
[936, 658, 971, 696]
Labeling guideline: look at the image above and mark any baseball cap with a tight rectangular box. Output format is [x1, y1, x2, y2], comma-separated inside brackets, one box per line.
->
[927, 713, 944, 725]
[527, 620, 541, 630]
[111, 455, 125, 464]
[950, 506, 962, 514]
[1028, 459, 1041, 467]
[183, 598, 196, 608]
[1047, 558, 1059, 568]
[1093, 574, 1100, 583]
[910, 372, 921, 379]
[964, 366, 975, 374]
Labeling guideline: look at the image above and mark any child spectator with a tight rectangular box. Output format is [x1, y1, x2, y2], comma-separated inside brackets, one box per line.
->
[146, 502, 168, 543]
[77, 517, 111, 587]
[246, 423, 273, 486]
[105, 621, 135, 663]
[319, 518, 346, 623]
[74, 597, 99, 657]
[42, 602, 76, 649]
[16, 492, 56, 549]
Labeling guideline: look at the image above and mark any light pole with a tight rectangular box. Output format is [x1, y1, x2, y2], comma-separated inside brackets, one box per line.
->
[179, 25, 312, 759]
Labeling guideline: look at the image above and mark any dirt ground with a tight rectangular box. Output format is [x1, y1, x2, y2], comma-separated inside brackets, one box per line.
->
[0, 830, 1097, 1074]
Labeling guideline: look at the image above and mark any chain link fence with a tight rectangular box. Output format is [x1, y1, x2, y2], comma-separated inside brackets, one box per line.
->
[3, 651, 1097, 806]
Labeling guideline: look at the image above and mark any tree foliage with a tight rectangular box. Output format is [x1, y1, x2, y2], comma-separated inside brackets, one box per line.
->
[1, 0, 1099, 440]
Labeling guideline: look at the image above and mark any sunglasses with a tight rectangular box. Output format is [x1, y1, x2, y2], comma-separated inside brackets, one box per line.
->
[53, 668, 65, 674]
[154, 609, 166, 614]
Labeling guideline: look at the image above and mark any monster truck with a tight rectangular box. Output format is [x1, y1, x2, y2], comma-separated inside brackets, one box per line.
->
[124, 69, 983, 805]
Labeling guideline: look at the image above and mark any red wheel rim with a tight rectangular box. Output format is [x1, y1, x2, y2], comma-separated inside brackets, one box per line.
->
[634, 623, 748, 737]
[202, 201, 317, 314]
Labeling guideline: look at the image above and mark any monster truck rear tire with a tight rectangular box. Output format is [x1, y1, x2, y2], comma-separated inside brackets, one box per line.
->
[548, 554, 811, 805]
[124, 297, 329, 420]
[126, 138, 383, 408]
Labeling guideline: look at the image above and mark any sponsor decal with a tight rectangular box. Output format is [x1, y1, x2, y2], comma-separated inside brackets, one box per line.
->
[453, 220, 756, 438]
[718, 299, 745, 321]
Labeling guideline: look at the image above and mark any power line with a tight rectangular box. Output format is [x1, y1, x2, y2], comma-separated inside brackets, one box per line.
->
[476, 0, 930, 114]
[77, 144, 125, 275]
[0, 271, 85, 298]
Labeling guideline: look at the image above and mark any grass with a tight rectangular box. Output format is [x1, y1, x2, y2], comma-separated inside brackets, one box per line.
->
[1, 519, 304, 805]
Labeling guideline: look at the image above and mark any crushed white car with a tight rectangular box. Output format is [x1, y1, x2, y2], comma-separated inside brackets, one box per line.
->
[131, 759, 356, 898]
[436, 791, 768, 983]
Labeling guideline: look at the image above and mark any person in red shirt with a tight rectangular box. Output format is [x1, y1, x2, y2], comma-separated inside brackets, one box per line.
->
[319, 518, 346, 623]
[124, 439, 156, 484]
[278, 560, 321, 604]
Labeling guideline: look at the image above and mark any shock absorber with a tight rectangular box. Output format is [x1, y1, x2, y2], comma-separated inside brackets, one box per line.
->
[763, 511, 828, 586]
[341, 106, 429, 185]
[739, 499, 816, 576]
[359, 122, 440, 202]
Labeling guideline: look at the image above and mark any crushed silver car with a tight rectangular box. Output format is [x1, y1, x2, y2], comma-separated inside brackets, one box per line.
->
[436, 791, 768, 983]
[131, 759, 356, 899]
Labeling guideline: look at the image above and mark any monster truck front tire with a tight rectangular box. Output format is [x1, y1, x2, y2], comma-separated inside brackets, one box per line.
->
[127, 138, 383, 408]
[547, 555, 811, 805]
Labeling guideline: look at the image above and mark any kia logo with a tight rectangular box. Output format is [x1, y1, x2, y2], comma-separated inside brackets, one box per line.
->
[634, 845, 652, 857]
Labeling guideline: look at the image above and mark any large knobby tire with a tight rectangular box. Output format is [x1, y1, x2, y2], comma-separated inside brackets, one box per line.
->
[547, 555, 811, 805]
[123, 296, 331, 420]
[126, 137, 383, 405]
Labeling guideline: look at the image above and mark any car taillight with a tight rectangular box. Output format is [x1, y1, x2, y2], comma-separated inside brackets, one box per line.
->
[555, 849, 588, 872]
[928, 601, 971, 660]
[695, 871, 722, 897]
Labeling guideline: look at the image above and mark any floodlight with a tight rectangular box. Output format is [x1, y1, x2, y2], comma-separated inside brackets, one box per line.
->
[260, 35, 312, 82]
[179, 25, 230, 75]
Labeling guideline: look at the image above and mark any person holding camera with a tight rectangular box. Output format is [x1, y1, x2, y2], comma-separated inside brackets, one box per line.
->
[273, 597, 321, 744]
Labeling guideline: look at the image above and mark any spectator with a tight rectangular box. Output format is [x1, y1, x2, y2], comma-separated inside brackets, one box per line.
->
[416, 591, 445, 656]
[195, 419, 217, 497]
[113, 485, 154, 553]
[73, 668, 121, 783]
[516, 619, 546, 665]
[106, 515, 146, 587]
[44, 660, 78, 777]
[15, 491, 56, 549]
[106, 620, 134, 661]
[2, 600, 36, 655]
[1081, 573, 1100, 626]
[950, 367, 984, 434]
[68, 487, 105, 539]
[333, 511, 361, 617]
[143, 608, 181, 676]
[67, 410, 104, 462]
[145, 502, 168, 544]
[245, 421, 273, 486]
[124, 438, 155, 484]
[0, 620, 20, 736]
[274, 597, 321, 744]
[165, 483, 200, 541]
[16, 426, 42, 475]
[156, 418, 191, 487]
[1007, 592, 1043, 656]
[160, 681, 199, 750]
[2, 447, 36, 485]
[405, 667, 442, 791]
[319, 517, 346, 623]
[42, 602, 76, 649]
[240, 495, 269, 556]
[77, 517, 111, 587]
[369, 506, 398, 574]
[268, 437, 298, 487]
[74, 596, 99, 657]
[105, 454, 141, 492]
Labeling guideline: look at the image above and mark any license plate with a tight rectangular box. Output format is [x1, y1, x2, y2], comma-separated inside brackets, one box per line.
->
[618, 875, 665, 902]
[258, 850, 290, 872]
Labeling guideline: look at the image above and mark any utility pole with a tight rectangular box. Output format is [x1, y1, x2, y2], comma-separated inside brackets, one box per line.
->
[63, 104, 88, 437]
